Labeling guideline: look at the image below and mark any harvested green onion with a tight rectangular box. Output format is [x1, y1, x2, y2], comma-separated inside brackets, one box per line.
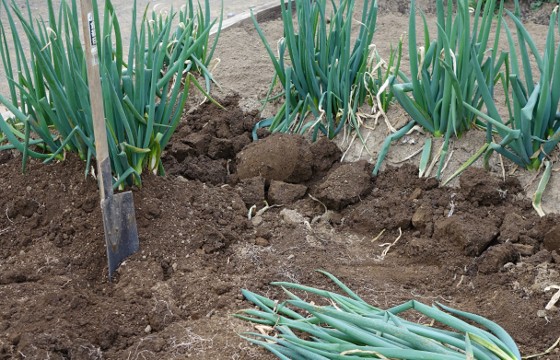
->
[237, 270, 521, 360]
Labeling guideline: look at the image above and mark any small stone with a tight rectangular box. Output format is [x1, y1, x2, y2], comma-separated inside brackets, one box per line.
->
[409, 188, 422, 200]
[552, 251, 560, 264]
[280, 208, 306, 224]
[144, 325, 152, 334]
[512, 243, 535, 257]
[254, 237, 270, 247]
[411, 206, 432, 230]
[251, 215, 263, 227]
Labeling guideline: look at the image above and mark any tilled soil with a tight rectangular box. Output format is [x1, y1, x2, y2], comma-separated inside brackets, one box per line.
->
[2, 0, 560, 358]
[1, 95, 560, 359]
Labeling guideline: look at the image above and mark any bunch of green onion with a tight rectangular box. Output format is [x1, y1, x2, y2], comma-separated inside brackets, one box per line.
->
[252, 0, 378, 141]
[0, 0, 219, 187]
[466, 1, 560, 173]
[236, 271, 521, 360]
[364, 38, 403, 114]
[375, 0, 505, 177]
[457, 1, 560, 215]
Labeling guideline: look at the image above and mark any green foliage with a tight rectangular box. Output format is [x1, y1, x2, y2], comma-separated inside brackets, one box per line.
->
[364, 37, 404, 113]
[251, 0, 378, 141]
[378, 0, 506, 178]
[466, 2, 560, 170]
[0, 0, 219, 187]
[236, 271, 521, 360]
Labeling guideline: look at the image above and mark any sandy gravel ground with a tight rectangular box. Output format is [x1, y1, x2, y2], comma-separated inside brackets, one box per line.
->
[4, 0, 263, 19]
[0, 0, 268, 94]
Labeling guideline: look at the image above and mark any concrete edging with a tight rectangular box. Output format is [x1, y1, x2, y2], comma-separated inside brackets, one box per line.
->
[210, 1, 284, 35]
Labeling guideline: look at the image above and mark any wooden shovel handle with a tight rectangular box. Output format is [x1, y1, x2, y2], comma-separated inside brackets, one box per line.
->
[80, 0, 112, 201]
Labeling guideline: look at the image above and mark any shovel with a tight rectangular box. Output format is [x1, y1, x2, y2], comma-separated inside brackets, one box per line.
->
[80, 0, 139, 280]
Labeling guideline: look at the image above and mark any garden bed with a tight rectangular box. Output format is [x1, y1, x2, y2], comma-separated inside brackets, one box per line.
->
[1, 0, 560, 359]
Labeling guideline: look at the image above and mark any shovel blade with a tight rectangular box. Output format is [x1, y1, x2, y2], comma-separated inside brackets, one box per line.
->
[101, 191, 139, 280]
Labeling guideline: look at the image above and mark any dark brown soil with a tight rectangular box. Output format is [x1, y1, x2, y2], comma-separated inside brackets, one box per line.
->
[1, 95, 560, 359]
[378, 0, 558, 25]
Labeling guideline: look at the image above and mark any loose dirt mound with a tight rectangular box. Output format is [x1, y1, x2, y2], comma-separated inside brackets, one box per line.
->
[1, 96, 559, 359]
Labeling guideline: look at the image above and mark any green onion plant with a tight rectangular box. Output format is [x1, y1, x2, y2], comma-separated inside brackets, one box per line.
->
[466, 2, 560, 172]
[375, 0, 506, 177]
[0, 0, 220, 188]
[176, 0, 223, 92]
[236, 270, 521, 360]
[364, 37, 404, 114]
[252, 0, 378, 141]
